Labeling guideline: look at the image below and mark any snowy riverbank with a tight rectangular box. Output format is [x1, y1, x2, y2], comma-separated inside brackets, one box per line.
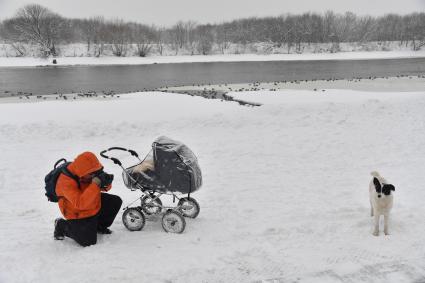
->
[162, 75, 425, 96]
[0, 50, 425, 67]
[1, 87, 425, 282]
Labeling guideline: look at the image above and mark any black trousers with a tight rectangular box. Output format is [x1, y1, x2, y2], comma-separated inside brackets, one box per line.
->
[63, 193, 122, 247]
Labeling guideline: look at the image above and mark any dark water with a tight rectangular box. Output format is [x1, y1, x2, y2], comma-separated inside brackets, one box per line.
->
[0, 58, 424, 96]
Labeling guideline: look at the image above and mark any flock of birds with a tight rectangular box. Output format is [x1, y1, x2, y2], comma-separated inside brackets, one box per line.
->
[4, 90, 121, 100]
[159, 74, 425, 106]
[2, 74, 424, 106]
[4, 88, 155, 101]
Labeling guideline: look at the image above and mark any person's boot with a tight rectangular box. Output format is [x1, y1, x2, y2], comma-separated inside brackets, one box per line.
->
[54, 218, 66, 240]
[97, 226, 112, 234]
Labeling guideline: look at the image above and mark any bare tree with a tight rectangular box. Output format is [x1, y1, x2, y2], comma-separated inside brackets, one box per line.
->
[322, 11, 336, 42]
[355, 16, 375, 43]
[92, 17, 107, 57]
[216, 24, 231, 53]
[196, 24, 214, 55]
[76, 17, 103, 54]
[1, 19, 26, 56]
[8, 4, 66, 56]
[155, 27, 165, 55]
[105, 19, 131, 57]
[408, 13, 425, 50]
[185, 21, 198, 55]
[132, 23, 155, 57]
[170, 21, 186, 54]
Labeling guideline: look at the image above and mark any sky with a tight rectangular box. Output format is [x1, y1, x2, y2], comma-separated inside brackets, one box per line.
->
[0, 0, 424, 27]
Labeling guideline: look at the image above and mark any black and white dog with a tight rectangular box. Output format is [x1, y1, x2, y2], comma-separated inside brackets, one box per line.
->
[369, 171, 395, 236]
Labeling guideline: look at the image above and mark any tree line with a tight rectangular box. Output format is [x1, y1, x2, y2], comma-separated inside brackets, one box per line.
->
[0, 4, 424, 57]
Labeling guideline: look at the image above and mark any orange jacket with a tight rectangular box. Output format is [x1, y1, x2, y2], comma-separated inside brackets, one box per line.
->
[56, 152, 110, 220]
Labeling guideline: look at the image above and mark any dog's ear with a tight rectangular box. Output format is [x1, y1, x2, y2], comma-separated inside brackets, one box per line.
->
[373, 177, 381, 191]
[390, 184, 395, 191]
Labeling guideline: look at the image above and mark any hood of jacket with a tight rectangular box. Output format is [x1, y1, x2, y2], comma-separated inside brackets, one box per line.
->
[68, 152, 103, 177]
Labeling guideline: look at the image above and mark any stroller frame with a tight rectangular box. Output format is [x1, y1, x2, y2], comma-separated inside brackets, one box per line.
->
[100, 146, 200, 233]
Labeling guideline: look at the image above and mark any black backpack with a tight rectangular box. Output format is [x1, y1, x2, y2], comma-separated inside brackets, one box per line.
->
[44, 158, 80, 202]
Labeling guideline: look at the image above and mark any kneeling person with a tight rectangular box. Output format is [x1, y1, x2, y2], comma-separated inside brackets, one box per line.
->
[54, 152, 122, 247]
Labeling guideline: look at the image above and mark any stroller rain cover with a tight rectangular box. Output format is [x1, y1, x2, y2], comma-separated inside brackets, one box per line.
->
[152, 136, 202, 194]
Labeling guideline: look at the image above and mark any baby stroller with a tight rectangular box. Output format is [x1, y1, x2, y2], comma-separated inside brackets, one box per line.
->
[100, 136, 202, 233]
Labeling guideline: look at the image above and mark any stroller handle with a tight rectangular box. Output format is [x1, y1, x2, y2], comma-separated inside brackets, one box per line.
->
[100, 147, 140, 167]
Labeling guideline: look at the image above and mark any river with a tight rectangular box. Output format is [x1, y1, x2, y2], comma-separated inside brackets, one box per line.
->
[0, 58, 424, 96]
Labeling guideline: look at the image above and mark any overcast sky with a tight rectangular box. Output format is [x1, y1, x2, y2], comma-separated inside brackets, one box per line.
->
[0, 0, 424, 27]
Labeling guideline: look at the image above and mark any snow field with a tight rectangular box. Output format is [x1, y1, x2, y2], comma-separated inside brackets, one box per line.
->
[0, 90, 425, 282]
[164, 76, 425, 94]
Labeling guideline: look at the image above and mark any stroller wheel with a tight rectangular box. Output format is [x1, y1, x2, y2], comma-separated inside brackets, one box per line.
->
[122, 207, 146, 231]
[178, 197, 200, 218]
[141, 195, 163, 215]
[162, 210, 186, 234]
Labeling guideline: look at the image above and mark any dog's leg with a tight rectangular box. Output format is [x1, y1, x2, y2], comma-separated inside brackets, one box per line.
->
[373, 212, 380, 236]
[384, 214, 390, 235]
[370, 201, 374, 217]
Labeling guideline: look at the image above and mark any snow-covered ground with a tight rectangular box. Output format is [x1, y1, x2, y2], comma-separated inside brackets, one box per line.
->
[0, 50, 424, 67]
[1, 87, 425, 282]
[0, 40, 420, 59]
[163, 76, 425, 94]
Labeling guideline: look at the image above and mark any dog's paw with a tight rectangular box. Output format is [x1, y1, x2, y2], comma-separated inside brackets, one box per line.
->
[373, 231, 379, 236]
[384, 230, 390, 236]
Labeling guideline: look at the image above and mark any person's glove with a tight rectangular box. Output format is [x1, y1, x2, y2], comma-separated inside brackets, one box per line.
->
[93, 171, 114, 189]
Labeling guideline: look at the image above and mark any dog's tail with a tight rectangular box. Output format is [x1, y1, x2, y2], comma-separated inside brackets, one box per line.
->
[370, 171, 381, 178]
